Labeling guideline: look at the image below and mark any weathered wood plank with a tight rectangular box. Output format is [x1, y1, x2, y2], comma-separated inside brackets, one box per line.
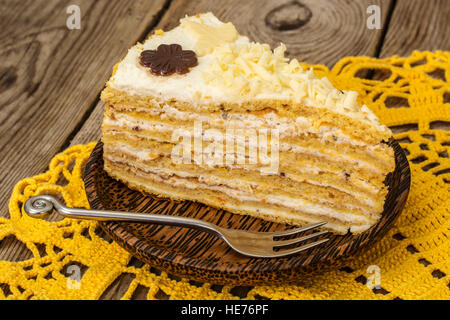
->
[71, 103, 104, 145]
[0, 0, 169, 264]
[379, 0, 450, 57]
[0, 0, 168, 219]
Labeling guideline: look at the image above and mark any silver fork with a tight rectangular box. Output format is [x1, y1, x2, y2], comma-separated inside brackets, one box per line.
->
[24, 195, 329, 258]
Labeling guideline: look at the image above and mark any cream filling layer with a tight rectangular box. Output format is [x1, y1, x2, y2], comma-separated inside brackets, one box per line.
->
[109, 104, 381, 148]
[106, 165, 372, 234]
[104, 138, 382, 178]
[103, 141, 328, 176]
[104, 153, 378, 210]
[103, 141, 382, 194]
[103, 115, 385, 173]
[105, 159, 376, 225]
[104, 142, 381, 198]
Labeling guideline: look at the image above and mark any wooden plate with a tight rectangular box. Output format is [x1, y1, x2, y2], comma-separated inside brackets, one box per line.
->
[84, 139, 410, 285]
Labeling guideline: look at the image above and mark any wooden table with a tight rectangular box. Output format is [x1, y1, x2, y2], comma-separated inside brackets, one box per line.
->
[1, 0, 449, 299]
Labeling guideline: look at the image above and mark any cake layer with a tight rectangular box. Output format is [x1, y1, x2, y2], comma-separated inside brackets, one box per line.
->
[104, 160, 375, 234]
[102, 128, 391, 185]
[105, 159, 377, 224]
[103, 147, 385, 215]
[104, 104, 394, 166]
[102, 87, 391, 145]
[102, 139, 386, 202]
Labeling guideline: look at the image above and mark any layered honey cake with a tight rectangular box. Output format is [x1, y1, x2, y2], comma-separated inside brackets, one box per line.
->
[100, 13, 395, 234]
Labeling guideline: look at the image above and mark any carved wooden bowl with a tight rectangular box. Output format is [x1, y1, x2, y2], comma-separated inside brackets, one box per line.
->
[84, 139, 410, 285]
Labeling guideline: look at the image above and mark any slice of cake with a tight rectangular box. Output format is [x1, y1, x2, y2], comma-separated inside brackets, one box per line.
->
[100, 12, 395, 234]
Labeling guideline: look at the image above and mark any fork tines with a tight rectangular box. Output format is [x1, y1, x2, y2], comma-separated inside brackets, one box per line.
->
[272, 222, 329, 257]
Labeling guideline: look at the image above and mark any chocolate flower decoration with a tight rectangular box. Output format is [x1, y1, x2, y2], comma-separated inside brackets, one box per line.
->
[139, 44, 198, 76]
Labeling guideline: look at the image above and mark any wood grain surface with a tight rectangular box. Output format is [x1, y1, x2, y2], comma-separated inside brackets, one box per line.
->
[0, 0, 168, 260]
[379, 0, 450, 57]
[0, 0, 448, 298]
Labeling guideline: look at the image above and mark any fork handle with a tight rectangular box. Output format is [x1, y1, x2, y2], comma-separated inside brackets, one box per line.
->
[24, 194, 222, 236]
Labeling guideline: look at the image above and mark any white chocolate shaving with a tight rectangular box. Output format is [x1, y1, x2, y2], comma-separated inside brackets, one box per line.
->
[181, 20, 238, 56]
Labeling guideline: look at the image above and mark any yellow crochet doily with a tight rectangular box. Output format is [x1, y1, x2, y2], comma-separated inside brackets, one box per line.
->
[1, 51, 449, 300]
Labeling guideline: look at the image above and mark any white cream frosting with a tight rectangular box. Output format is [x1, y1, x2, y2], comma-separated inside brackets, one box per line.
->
[109, 14, 236, 103]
